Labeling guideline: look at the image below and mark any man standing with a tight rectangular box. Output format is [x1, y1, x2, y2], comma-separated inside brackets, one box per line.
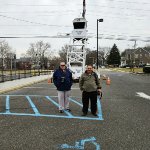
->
[79, 65, 102, 116]
[53, 62, 73, 113]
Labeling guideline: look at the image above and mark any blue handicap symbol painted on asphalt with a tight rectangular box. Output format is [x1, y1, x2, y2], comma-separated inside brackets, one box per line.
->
[60, 137, 100, 150]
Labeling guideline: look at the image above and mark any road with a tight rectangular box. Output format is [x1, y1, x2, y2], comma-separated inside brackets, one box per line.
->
[0, 69, 150, 150]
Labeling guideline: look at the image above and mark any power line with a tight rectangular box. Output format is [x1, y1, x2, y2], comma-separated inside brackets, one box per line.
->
[85, 26, 150, 38]
[87, 5, 150, 12]
[1, 3, 67, 7]
[0, 10, 149, 17]
[87, 13, 150, 21]
[0, 14, 149, 38]
[106, 0, 150, 5]
[0, 35, 71, 39]
[1, 1, 150, 6]
[0, 25, 47, 26]
[1, 2, 150, 12]
[0, 14, 72, 28]
[0, 10, 149, 23]
[0, 33, 150, 41]
[0, 10, 75, 14]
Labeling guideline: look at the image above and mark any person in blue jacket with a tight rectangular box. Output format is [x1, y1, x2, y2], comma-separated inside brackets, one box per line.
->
[53, 62, 73, 113]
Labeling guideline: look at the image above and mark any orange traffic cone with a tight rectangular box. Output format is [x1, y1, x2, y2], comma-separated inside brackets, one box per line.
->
[106, 77, 111, 85]
[47, 78, 51, 84]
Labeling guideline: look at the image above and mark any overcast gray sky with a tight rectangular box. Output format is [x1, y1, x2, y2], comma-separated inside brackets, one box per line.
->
[0, 0, 150, 58]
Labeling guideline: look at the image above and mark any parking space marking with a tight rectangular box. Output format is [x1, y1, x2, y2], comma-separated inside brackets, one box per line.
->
[136, 92, 150, 100]
[97, 96, 103, 119]
[26, 96, 40, 115]
[69, 97, 82, 107]
[6, 95, 10, 113]
[60, 137, 100, 150]
[45, 96, 73, 117]
[70, 97, 103, 120]
[0, 95, 103, 121]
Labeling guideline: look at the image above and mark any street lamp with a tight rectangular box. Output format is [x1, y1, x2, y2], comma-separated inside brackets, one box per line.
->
[132, 40, 137, 72]
[97, 18, 103, 69]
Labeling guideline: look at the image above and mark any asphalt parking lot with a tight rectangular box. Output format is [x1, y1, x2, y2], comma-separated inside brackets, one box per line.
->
[0, 70, 150, 150]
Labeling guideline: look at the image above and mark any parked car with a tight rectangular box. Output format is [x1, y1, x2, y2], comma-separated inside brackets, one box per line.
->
[120, 64, 131, 68]
[143, 64, 150, 73]
[138, 64, 146, 68]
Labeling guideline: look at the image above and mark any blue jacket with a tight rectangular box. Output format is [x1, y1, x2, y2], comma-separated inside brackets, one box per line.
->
[53, 67, 73, 91]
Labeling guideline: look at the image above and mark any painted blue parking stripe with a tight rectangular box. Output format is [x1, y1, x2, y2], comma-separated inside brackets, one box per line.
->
[69, 97, 92, 112]
[0, 95, 58, 97]
[26, 96, 40, 115]
[69, 97, 82, 107]
[0, 95, 103, 121]
[6, 95, 10, 113]
[45, 96, 73, 117]
[97, 96, 103, 120]
[0, 112, 102, 120]
[70, 97, 103, 120]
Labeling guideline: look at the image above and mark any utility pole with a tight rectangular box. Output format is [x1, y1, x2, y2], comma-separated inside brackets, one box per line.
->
[133, 40, 137, 72]
[82, 0, 86, 18]
[97, 19, 103, 69]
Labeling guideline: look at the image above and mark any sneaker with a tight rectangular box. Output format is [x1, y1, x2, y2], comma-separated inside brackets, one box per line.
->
[66, 108, 71, 112]
[92, 113, 97, 116]
[59, 110, 64, 113]
[82, 113, 87, 116]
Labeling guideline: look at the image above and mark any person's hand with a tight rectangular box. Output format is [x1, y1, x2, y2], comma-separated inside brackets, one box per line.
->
[97, 89, 102, 93]
[80, 87, 84, 91]
[97, 89, 102, 98]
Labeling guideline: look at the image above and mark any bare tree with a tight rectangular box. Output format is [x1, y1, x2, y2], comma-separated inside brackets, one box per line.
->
[59, 44, 69, 63]
[99, 47, 111, 65]
[26, 41, 51, 69]
[48, 56, 62, 70]
[0, 40, 11, 69]
[86, 49, 97, 65]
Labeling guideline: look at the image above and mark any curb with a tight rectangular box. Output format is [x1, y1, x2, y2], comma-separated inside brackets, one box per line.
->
[0, 75, 51, 94]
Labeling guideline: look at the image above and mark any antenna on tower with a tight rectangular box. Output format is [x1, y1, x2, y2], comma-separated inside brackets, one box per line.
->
[82, 0, 86, 18]
[67, 0, 88, 81]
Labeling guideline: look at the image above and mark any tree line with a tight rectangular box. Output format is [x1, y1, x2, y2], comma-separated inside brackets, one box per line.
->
[1, 39, 150, 70]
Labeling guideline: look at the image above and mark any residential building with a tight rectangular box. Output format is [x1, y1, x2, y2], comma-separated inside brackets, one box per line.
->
[121, 48, 150, 67]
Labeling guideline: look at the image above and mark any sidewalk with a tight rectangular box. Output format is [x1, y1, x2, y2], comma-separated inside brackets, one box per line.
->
[0, 75, 52, 94]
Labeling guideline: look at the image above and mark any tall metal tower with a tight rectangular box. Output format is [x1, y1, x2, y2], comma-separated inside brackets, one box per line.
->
[67, 0, 88, 80]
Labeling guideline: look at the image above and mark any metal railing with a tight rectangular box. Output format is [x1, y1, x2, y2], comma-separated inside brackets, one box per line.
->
[0, 68, 53, 83]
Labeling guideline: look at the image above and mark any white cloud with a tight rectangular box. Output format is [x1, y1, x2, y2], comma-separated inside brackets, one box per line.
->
[0, 0, 150, 58]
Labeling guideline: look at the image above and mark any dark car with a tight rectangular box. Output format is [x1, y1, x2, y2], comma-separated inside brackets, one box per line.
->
[143, 64, 150, 73]
[139, 64, 146, 68]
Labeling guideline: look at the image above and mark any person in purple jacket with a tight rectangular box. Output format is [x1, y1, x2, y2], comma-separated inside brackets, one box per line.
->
[53, 62, 73, 113]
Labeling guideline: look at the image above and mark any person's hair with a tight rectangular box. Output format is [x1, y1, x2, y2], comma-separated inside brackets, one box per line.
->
[87, 64, 93, 68]
[60, 62, 66, 65]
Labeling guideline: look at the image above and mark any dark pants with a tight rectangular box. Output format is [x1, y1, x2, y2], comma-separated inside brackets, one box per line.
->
[82, 91, 97, 114]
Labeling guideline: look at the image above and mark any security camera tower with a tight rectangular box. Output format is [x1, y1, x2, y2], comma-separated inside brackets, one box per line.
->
[67, 0, 88, 80]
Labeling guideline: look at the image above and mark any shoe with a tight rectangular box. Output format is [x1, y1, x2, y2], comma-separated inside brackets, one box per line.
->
[92, 113, 97, 116]
[66, 108, 71, 112]
[59, 110, 64, 113]
[82, 113, 87, 116]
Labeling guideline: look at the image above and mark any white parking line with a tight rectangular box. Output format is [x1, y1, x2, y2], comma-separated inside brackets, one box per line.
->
[136, 92, 150, 100]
